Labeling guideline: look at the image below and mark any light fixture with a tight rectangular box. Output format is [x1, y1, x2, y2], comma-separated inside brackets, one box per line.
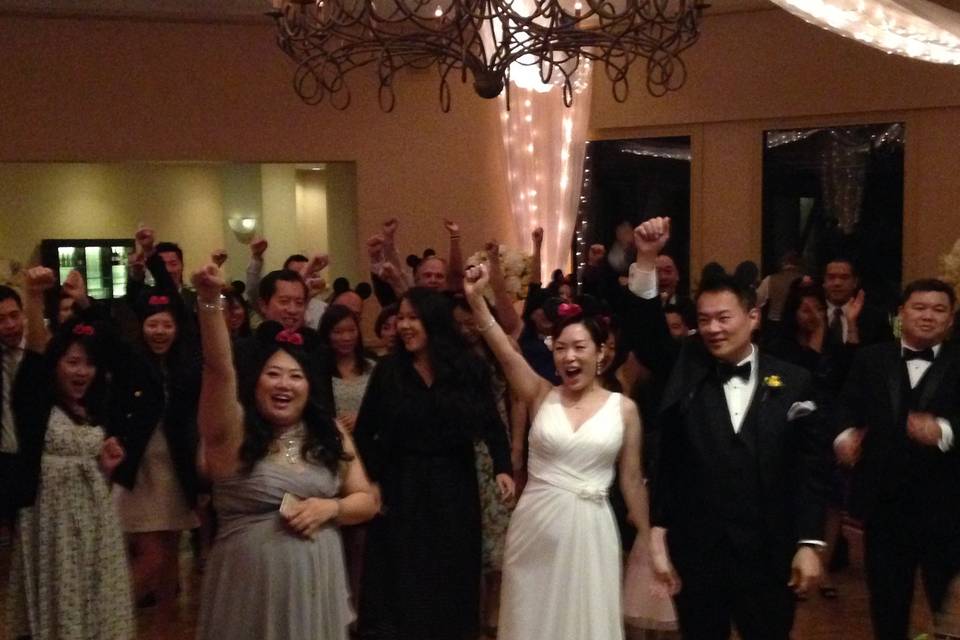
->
[769, 0, 960, 65]
[268, 0, 702, 111]
[228, 215, 259, 242]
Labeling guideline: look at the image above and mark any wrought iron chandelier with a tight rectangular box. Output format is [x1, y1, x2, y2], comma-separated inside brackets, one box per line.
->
[268, 0, 702, 111]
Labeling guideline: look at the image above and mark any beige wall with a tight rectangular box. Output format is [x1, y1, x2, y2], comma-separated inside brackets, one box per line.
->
[0, 163, 225, 268]
[1, 9, 959, 288]
[0, 15, 515, 267]
[590, 8, 960, 283]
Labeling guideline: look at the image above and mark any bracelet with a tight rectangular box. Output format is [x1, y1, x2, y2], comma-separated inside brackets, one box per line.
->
[477, 318, 497, 333]
[450, 235, 461, 240]
[198, 295, 225, 312]
[333, 498, 342, 520]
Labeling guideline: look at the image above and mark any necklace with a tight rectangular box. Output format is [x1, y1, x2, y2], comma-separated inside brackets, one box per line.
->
[269, 423, 305, 466]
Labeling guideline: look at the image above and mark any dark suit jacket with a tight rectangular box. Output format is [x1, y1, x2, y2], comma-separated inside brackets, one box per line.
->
[651, 341, 832, 578]
[836, 341, 960, 529]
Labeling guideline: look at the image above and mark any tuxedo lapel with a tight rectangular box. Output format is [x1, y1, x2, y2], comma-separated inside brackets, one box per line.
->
[882, 346, 906, 422]
[752, 354, 782, 469]
[916, 345, 957, 410]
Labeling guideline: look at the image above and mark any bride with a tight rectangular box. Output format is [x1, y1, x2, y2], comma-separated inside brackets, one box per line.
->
[463, 264, 648, 640]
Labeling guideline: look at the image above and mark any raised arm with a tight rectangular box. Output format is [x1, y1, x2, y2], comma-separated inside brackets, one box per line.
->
[484, 241, 522, 338]
[192, 264, 244, 479]
[530, 226, 543, 286]
[22, 267, 54, 353]
[246, 236, 268, 309]
[464, 264, 551, 409]
[444, 218, 465, 292]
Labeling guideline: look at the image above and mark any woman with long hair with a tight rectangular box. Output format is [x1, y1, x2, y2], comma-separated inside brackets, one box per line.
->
[8, 267, 133, 640]
[318, 304, 376, 433]
[191, 264, 378, 640]
[317, 303, 378, 618]
[354, 287, 515, 640]
[111, 289, 201, 607]
[463, 265, 647, 640]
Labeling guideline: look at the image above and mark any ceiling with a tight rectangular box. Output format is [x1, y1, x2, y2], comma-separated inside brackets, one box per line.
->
[0, 0, 956, 21]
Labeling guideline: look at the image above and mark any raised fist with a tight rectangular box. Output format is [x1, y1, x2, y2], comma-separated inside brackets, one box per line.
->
[135, 225, 156, 255]
[62, 270, 87, 301]
[24, 266, 56, 293]
[250, 237, 268, 259]
[634, 217, 671, 258]
[191, 264, 225, 300]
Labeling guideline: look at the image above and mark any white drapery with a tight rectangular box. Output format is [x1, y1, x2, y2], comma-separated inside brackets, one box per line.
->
[499, 63, 592, 279]
[769, 0, 960, 64]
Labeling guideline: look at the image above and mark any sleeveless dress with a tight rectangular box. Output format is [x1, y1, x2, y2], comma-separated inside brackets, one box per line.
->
[196, 449, 352, 640]
[7, 407, 134, 640]
[499, 390, 625, 640]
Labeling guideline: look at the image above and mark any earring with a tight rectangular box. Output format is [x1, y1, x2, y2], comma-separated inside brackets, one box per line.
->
[596, 358, 604, 375]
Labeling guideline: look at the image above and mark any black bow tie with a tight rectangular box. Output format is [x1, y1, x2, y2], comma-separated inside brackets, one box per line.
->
[718, 361, 752, 383]
[902, 347, 935, 362]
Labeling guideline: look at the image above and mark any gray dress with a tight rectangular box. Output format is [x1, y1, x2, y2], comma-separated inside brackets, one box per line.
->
[197, 451, 352, 640]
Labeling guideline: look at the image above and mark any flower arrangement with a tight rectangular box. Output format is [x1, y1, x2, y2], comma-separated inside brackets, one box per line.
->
[939, 238, 960, 302]
[466, 244, 533, 303]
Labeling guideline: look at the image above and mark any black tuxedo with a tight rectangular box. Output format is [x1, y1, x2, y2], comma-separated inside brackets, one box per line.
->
[837, 342, 960, 640]
[652, 342, 831, 640]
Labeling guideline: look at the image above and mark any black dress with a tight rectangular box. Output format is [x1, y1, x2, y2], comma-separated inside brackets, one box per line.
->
[354, 354, 511, 640]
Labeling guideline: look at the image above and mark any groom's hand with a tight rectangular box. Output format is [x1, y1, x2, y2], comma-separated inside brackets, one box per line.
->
[788, 546, 822, 595]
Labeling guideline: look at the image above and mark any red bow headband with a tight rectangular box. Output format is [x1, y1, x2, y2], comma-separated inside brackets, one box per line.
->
[72, 323, 95, 336]
[557, 302, 583, 319]
[148, 295, 170, 306]
[275, 329, 304, 346]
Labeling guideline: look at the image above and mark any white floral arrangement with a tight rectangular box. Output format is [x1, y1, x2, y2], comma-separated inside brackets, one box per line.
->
[466, 245, 533, 303]
[939, 238, 960, 302]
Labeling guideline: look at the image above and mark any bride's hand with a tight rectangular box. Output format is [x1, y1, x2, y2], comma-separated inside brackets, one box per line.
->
[463, 264, 489, 301]
[495, 473, 515, 503]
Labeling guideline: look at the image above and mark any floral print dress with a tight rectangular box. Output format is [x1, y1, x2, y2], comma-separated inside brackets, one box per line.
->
[8, 406, 134, 640]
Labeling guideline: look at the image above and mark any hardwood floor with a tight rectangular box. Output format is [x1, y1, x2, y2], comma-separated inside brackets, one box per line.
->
[0, 523, 938, 639]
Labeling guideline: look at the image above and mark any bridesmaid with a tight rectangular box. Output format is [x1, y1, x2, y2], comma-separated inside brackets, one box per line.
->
[8, 267, 133, 640]
[191, 264, 378, 640]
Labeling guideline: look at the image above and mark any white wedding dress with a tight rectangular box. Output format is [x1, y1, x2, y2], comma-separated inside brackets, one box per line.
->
[499, 389, 625, 640]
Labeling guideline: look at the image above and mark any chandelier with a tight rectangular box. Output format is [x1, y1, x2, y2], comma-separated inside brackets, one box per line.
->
[768, 0, 960, 65]
[268, 0, 702, 111]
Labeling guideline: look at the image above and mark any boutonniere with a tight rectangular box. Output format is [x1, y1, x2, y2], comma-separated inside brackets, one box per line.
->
[763, 375, 784, 389]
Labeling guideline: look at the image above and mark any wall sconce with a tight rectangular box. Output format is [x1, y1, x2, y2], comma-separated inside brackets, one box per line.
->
[228, 215, 258, 242]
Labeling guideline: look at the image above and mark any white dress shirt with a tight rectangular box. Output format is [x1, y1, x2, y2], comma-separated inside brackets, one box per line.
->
[835, 341, 954, 453]
[1, 337, 26, 453]
[722, 346, 759, 434]
[903, 342, 954, 452]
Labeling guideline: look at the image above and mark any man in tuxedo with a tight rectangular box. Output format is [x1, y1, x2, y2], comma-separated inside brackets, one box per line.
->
[835, 278, 960, 640]
[0, 284, 26, 513]
[823, 258, 892, 348]
[632, 218, 832, 640]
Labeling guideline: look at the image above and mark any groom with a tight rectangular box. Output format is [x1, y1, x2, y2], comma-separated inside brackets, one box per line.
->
[632, 218, 832, 640]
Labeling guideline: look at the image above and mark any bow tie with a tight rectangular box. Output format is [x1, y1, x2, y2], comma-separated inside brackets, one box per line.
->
[718, 361, 751, 383]
[902, 347, 935, 362]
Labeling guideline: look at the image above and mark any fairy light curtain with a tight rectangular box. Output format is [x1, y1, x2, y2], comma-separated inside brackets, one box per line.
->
[769, 0, 960, 64]
[500, 62, 593, 279]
